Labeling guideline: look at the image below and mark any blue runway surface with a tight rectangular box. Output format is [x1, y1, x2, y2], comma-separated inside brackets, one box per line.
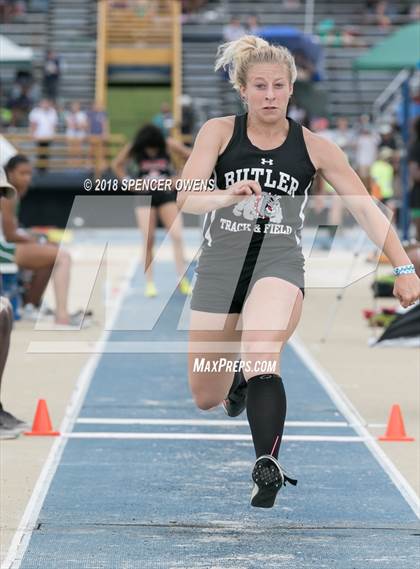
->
[17, 253, 419, 569]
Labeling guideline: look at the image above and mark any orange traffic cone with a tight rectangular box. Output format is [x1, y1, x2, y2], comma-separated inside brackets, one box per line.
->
[378, 404, 414, 442]
[24, 399, 60, 437]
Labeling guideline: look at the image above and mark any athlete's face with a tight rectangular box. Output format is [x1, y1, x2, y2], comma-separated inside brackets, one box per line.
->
[145, 147, 158, 158]
[241, 64, 293, 122]
[7, 163, 32, 196]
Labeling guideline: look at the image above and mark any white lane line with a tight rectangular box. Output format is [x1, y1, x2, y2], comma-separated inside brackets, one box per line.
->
[290, 334, 419, 519]
[2, 258, 138, 569]
[26, 341, 235, 353]
[64, 433, 365, 442]
[76, 418, 351, 428]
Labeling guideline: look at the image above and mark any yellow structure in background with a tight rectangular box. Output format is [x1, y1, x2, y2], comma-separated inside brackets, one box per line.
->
[96, 0, 182, 136]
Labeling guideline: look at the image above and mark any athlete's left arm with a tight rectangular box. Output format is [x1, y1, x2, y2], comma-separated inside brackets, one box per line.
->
[305, 130, 419, 308]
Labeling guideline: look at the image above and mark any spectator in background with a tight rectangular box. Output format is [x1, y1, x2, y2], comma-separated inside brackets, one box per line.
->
[182, 0, 207, 16]
[409, 116, 420, 242]
[87, 101, 109, 176]
[396, 80, 420, 128]
[87, 101, 108, 138]
[221, 18, 246, 83]
[311, 117, 347, 247]
[1, 155, 87, 328]
[65, 101, 88, 167]
[180, 94, 195, 136]
[331, 116, 356, 165]
[374, 1, 395, 28]
[0, 106, 12, 128]
[43, 50, 60, 101]
[365, 1, 395, 28]
[0, 1, 10, 22]
[378, 123, 397, 151]
[152, 102, 174, 138]
[317, 18, 365, 48]
[223, 16, 246, 43]
[0, 0, 25, 22]
[28, 98, 58, 172]
[0, 168, 28, 439]
[355, 114, 379, 190]
[7, 84, 33, 127]
[370, 146, 395, 206]
[6, 71, 38, 127]
[377, 123, 400, 174]
[287, 99, 308, 126]
[283, 0, 301, 8]
[0, 80, 12, 128]
[293, 49, 316, 82]
[246, 14, 260, 36]
[409, 4, 420, 21]
[317, 116, 358, 240]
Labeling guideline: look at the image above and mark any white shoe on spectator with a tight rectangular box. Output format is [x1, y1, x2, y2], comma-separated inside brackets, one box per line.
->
[20, 303, 41, 321]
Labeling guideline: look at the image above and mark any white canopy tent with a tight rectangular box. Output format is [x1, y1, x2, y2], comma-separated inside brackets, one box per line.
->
[0, 136, 18, 168]
[0, 35, 33, 63]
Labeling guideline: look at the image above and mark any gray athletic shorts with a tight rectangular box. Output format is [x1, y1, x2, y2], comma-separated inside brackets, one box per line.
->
[191, 246, 305, 314]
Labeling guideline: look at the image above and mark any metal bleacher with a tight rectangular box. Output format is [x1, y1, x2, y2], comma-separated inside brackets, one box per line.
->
[182, 0, 416, 122]
[1, 6, 48, 93]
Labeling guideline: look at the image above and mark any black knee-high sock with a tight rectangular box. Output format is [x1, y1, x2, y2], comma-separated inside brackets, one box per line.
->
[246, 373, 286, 460]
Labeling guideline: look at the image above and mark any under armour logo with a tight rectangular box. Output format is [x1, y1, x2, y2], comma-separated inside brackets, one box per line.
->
[261, 158, 273, 166]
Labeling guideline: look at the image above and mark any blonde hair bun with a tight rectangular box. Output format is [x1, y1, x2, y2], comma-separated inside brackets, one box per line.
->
[215, 35, 297, 91]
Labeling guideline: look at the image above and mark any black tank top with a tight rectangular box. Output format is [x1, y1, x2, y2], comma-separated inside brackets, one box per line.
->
[137, 151, 173, 180]
[201, 113, 316, 259]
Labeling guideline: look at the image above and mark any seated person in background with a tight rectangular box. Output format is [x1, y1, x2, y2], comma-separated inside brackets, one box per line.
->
[0, 174, 28, 439]
[223, 16, 246, 42]
[246, 14, 260, 36]
[0, 156, 85, 327]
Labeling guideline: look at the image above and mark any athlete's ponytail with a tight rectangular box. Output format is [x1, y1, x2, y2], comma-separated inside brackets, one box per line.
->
[215, 35, 297, 92]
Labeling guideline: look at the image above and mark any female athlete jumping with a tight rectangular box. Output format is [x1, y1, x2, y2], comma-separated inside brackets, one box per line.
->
[177, 36, 419, 508]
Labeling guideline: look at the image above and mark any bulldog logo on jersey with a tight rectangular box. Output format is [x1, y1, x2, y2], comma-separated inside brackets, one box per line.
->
[232, 193, 283, 223]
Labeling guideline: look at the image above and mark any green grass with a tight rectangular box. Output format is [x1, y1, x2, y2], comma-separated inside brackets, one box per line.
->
[107, 86, 172, 140]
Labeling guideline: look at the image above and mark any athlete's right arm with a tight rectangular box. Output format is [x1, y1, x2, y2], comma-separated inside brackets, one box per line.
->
[111, 143, 132, 180]
[177, 119, 261, 214]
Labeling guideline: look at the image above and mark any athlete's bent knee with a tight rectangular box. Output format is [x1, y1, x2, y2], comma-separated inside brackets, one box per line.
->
[193, 393, 221, 411]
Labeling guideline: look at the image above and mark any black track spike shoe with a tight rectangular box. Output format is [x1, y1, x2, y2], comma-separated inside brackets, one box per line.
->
[251, 455, 297, 508]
